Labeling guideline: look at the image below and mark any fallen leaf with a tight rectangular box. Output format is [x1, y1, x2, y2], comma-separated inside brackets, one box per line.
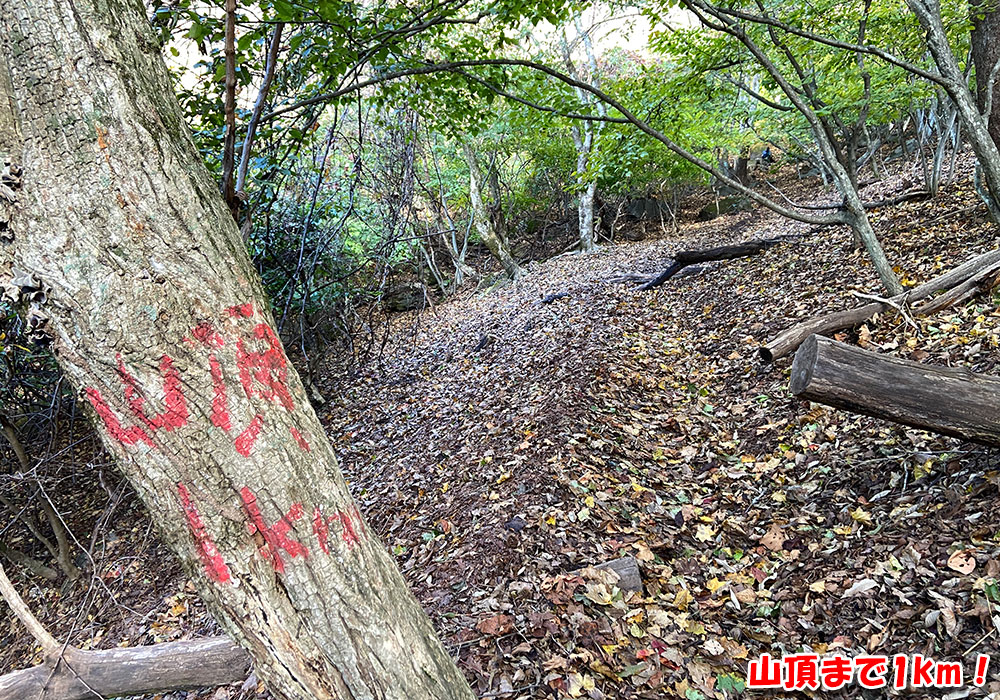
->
[476, 614, 514, 636]
[947, 549, 976, 575]
[842, 578, 879, 598]
[760, 523, 786, 551]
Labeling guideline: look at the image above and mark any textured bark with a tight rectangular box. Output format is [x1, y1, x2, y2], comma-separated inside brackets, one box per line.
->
[760, 247, 1000, 362]
[791, 335, 1000, 446]
[463, 143, 522, 279]
[909, 0, 1000, 220]
[0, 638, 251, 700]
[0, 1, 475, 699]
[578, 179, 597, 252]
[971, 0, 1000, 146]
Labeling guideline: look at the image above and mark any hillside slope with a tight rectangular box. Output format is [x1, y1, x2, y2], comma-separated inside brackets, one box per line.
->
[323, 167, 1000, 698]
[3, 166, 999, 699]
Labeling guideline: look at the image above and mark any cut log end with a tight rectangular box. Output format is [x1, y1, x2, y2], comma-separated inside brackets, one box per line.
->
[789, 334, 1000, 447]
[789, 334, 818, 395]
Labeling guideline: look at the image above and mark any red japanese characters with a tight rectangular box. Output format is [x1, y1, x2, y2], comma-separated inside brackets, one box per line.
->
[177, 482, 232, 584]
[177, 483, 366, 582]
[84, 302, 350, 583]
[86, 302, 311, 458]
[748, 652, 991, 691]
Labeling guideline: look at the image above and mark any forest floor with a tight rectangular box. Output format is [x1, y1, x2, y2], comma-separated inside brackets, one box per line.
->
[4, 158, 1000, 699]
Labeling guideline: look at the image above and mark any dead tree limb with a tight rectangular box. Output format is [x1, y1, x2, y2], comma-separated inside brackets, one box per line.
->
[862, 190, 932, 209]
[761, 247, 1000, 362]
[638, 239, 783, 290]
[0, 542, 58, 581]
[0, 637, 251, 700]
[0, 413, 28, 472]
[791, 334, 1000, 446]
[0, 560, 58, 655]
[914, 261, 1000, 315]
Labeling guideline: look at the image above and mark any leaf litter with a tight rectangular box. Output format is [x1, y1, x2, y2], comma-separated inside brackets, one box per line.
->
[320, 159, 1000, 698]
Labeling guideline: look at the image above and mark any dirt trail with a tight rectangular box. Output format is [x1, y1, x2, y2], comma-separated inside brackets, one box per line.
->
[323, 169, 1000, 698]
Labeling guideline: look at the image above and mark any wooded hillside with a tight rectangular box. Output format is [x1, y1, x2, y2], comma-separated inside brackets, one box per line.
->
[2, 0, 1000, 697]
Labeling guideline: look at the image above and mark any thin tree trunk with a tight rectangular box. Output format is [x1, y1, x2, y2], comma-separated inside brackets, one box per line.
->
[0, 1, 475, 699]
[734, 148, 751, 184]
[0, 417, 80, 579]
[462, 143, 522, 278]
[578, 180, 597, 252]
[235, 20, 284, 245]
[236, 22, 284, 197]
[682, 0, 903, 295]
[909, 0, 1000, 221]
[0, 413, 28, 472]
[220, 0, 239, 219]
[36, 495, 80, 580]
[566, 14, 607, 253]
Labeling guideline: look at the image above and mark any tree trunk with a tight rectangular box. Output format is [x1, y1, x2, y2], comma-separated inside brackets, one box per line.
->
[0, 413, 28, 472]
[971, 0, 1000, 147]
[909, 0, 1000, 221]
[791, 335, 1000, 446]
[734, 149, 751, 184]
[578, 179, 598, 253]
[681, 0, 902, 295]
[462, 143, 522, 279]
[0, 1, 475, 699]
[564, 16, 605, 254]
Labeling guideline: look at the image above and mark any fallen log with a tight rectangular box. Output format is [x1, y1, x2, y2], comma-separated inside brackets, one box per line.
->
[639, 239, 782, 290]
[540, 291, 570, 304]
[914, 261, 1000, 316]
[862, 189, 931, 210]
[0, 637, 251, 700]
[790, 334, 1000, 446]
[761, 247, 1000, 362]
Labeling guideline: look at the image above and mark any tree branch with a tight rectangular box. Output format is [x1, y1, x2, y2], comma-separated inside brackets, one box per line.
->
[235, 22, 285, 197]
[263, 58, 849, 226]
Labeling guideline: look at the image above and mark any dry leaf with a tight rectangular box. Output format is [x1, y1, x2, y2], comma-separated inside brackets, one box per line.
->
[947, 549, 976, 575]
[760, 523, 786, 551]
[476, 614, 514, 636]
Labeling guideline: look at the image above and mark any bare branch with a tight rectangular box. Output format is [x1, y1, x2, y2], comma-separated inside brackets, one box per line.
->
[0, 561, 58, 656]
